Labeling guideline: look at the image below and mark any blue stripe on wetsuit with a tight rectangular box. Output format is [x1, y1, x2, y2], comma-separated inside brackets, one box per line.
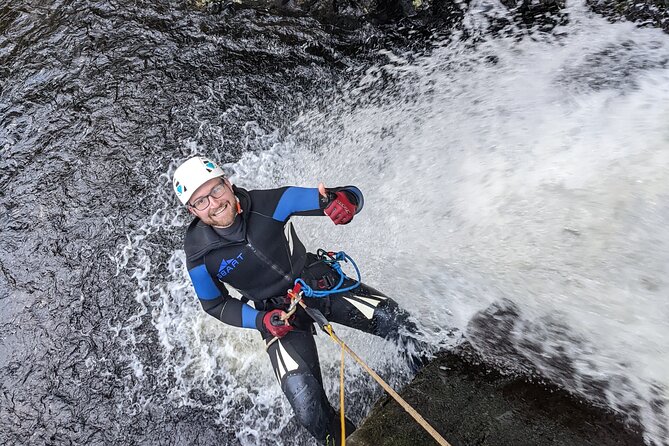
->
[241, 305, 259, 329]
[188, 264, 221, 300]
[272, 187, 319, 222]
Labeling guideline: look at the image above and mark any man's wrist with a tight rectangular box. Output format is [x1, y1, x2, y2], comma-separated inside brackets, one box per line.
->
[255, 311, 267, 331]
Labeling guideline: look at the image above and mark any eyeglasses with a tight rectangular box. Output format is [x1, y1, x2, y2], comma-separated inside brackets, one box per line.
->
[188, 182, 228, 211]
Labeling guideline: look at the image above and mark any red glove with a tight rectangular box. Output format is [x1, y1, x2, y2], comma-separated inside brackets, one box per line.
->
[324, 191, 356, 225]
[262, 309, 294, 338]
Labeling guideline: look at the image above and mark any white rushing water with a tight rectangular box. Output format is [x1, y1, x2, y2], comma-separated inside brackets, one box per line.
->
[117, 2, 669, 444]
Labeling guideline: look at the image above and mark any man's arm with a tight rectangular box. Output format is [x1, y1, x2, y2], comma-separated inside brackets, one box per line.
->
[268, 185, 364, 222]
[187, 263, 264, 330]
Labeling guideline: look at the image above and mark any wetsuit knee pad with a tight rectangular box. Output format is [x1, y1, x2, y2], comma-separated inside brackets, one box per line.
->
[283, 373, 331, 442]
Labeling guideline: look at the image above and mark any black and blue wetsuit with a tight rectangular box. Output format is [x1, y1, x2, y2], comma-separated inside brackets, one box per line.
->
[184, 184, 420, 445]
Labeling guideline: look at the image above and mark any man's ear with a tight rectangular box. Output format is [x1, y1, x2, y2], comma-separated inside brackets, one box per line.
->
[224, 177, 233, 188]
[187, 206, 197, 216]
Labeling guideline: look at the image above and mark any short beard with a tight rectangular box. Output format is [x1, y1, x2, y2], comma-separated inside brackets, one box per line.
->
[208, 204, 237, 228]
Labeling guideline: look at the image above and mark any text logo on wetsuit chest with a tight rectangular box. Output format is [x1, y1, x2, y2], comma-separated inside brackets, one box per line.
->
[217, 253, 245, 280]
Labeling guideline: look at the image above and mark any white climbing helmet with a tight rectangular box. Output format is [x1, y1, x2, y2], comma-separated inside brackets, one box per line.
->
[172, 156, 225, 205]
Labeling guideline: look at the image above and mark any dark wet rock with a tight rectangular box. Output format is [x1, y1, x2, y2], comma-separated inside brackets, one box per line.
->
[197, 0, 472, 29]
[348, 295, 664, 444]
[465, 298, 669, 437]
[347, 346, 645, 446]
[498, 0, 567, 31]
[200, 0, 669, 37]
[0, 2, 375, 444]
[587, 0, 669, 33]
[198, 0, 571, 37]
[199, 0, 430, 26]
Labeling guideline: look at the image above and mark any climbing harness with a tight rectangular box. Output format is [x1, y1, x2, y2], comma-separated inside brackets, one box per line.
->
[264, 251, 452, 446]
[293, 249, 362, 298]
[265, 250, 358, 351]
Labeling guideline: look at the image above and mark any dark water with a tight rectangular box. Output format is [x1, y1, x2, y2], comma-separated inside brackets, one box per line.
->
[0, 1, 388, 443]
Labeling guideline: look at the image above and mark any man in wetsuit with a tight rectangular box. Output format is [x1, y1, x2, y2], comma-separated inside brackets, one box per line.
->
[173, 156, 422, 445]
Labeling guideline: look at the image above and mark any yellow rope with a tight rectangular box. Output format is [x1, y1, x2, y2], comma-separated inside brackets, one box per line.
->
[325, 325, 347, 445]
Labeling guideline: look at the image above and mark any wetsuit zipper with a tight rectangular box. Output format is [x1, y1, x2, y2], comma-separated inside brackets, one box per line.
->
[246, 240, 293, 285]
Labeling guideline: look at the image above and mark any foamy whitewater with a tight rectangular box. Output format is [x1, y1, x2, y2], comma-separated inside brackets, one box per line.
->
[117, 1, 669, 444]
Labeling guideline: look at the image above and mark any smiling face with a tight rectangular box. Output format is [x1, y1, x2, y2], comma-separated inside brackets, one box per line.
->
[187, 177, 238, 228]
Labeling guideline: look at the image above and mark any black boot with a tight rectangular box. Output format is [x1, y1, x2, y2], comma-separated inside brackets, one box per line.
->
[323, 409, 356, 445]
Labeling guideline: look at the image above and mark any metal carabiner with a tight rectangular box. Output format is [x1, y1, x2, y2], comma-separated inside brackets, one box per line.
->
[286, 290, 303, 314]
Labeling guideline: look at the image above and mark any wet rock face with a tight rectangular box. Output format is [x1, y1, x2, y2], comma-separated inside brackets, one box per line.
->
[285, 0, 424, 21]
[497, 0, 567, 30]
[201, 0, 442, 25]
[587, 0, 669, 33]
[212, 0, 569, 27]
[0, 2, 378, 444]
[465, 299, 669, 439]
[346, 349, 646, 446]
[204, 0, 668, 35]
